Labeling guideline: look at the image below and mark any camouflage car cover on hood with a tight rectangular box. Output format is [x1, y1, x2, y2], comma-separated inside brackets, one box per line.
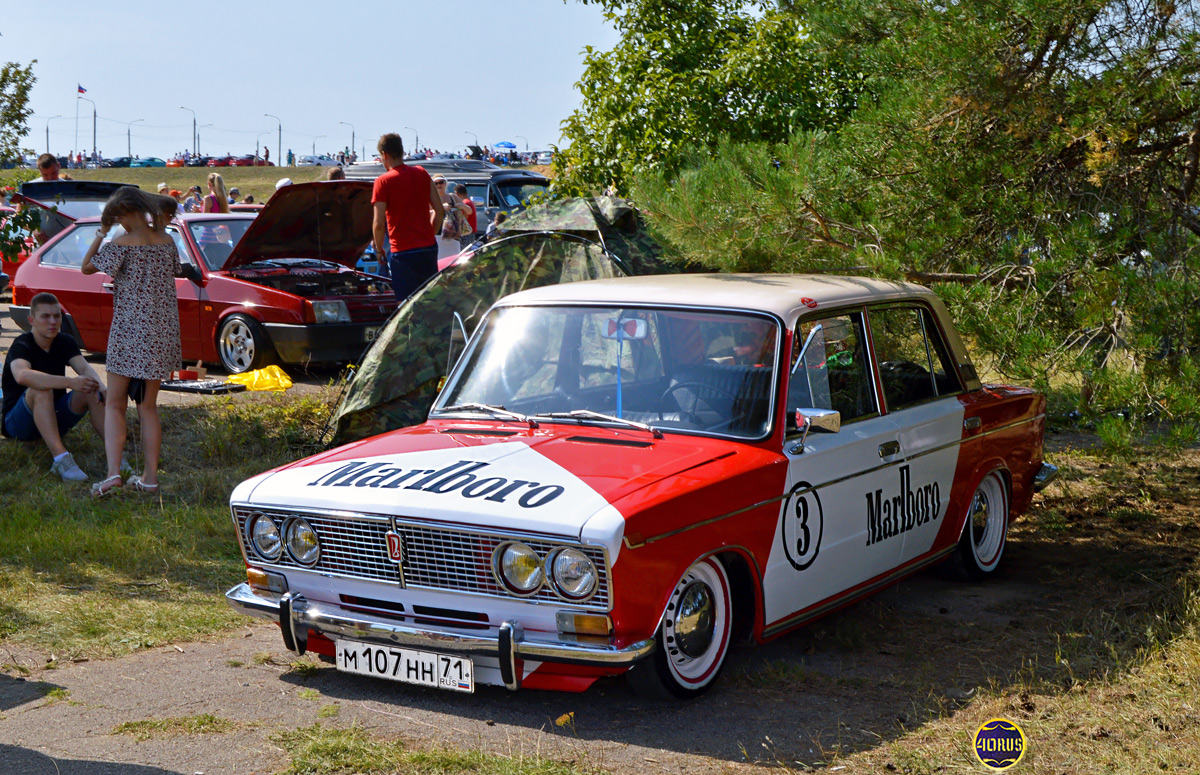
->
[499, 196, 668, 277]
[330, 197, 673, 445]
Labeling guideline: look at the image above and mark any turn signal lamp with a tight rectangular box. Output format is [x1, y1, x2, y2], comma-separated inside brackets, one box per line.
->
[556, 612, 612, 636]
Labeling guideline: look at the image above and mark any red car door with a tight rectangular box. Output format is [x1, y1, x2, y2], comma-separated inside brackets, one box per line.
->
[166, 226, 203, 362]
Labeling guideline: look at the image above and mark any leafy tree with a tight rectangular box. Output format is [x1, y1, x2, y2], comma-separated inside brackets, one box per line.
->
[0, 59, 35, 163]
[554, 1, 857, 195]
[633, 0, 1200, 433]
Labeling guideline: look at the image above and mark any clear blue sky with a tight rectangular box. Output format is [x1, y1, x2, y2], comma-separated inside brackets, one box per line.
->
[2, 0, 618, 160]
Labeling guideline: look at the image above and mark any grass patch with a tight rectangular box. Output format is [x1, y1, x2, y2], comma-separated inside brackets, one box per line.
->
[274, 723, 595, 775]
[0, 393, 335, 661]
[113, 713, 238, 741]
[297, 688, 321, 701]
[288, 657, 322, 678]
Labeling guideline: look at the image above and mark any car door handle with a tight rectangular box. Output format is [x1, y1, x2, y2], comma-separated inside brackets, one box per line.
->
[101, 282, 114, 292]
[878, 440, 900, 458]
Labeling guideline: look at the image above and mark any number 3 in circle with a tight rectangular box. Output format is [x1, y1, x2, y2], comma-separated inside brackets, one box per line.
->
[781, 481, 823, 571]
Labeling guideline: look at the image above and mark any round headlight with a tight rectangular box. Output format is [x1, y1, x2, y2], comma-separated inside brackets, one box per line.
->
[248, 513, 282, 560]
[495, 542, 543, 594]
[549, 547, 598, 600]
[285, 519, 320, 566]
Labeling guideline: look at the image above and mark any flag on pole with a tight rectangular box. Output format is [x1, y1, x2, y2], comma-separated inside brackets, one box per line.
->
[77, 84, 87, 94]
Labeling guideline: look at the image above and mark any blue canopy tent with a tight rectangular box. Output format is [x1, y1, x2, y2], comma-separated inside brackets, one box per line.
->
[494, 141, 516, 149]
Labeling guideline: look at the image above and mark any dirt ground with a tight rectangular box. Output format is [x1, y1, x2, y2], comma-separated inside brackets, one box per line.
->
[2, 300, 1198, 774]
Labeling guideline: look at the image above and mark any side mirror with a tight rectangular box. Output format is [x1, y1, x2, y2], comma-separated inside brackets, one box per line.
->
[181, 263, 203, 285]
[787, 408, 841, 455]
[795, 408, 841, 434]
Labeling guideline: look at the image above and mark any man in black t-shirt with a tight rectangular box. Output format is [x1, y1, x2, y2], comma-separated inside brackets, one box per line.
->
[2, 293, 107, 482]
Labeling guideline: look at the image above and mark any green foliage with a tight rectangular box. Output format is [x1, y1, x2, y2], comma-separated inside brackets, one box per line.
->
[624, 0, 1200, 433]
[555, 1, 858, 195]
[0, 60, 36, 162]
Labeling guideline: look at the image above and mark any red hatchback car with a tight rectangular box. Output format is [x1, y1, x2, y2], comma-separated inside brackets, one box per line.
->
[229, 155, 273, 167]
[207, 156, 233, 167]
[11, 181, 396, 373]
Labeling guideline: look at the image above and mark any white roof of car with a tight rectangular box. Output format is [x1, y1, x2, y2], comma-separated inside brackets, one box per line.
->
[496, 274, 940, 324]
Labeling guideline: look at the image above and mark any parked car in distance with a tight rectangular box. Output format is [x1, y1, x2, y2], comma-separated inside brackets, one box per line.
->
[207, 156, 234, 167]
[225, 273, 1054, 698]
[11, 180, 397, 373]
[535, 151, 553, 165]
[229, 154, 274, 167]
[297, 155, 340, 167]
[100, 156, 133, 168]
[166, 157, 186, 167]
[343, 161, 549, 235]
[130, 157, 167, 168]
[186, 156, 213, 167]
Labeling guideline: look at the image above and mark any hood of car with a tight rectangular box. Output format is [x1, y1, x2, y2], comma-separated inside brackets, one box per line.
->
[231, 422, 753, 540]
[224, 180, 373, 269]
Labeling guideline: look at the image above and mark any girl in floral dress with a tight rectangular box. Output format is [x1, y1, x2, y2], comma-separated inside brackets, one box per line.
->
[82, 188, 181, 496]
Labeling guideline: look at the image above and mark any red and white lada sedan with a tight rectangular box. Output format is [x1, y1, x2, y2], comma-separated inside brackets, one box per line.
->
[225, 274, 1055, 698]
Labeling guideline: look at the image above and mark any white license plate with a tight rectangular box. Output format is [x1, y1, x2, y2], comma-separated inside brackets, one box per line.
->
[334, 638, 473, 693]
[364, 326, 381, 342]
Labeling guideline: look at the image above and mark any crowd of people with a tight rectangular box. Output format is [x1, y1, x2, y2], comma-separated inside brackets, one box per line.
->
[2, 133, 518, 495]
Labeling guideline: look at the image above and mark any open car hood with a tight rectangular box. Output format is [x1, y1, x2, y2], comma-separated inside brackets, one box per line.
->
[224, 180, 373, 269]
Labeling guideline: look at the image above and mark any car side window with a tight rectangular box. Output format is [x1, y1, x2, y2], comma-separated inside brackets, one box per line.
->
[788, 312, 876, 427]
[868, 306, 962, 411]
[165, 228, 195, 267]
[39, 225, 125, 268]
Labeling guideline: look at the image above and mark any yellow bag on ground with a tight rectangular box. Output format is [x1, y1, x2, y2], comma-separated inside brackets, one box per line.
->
[226, 365, 293, 391]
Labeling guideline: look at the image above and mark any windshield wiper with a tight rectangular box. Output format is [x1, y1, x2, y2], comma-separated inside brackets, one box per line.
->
[435, 402, 539, 428]
[534, 410, 663, 439]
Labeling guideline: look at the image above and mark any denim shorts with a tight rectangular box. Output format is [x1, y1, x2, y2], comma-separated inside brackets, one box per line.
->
[2, 390, 87, 441]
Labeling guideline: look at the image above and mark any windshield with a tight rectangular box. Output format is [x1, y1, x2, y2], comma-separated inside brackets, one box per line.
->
[435, 305, 779, 439]
[494, 181, 548, 208]
[186, 219, 254, 271]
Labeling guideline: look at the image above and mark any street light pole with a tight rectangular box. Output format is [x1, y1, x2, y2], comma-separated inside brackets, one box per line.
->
[256, 130, 271, 162]
[79, 96, 97, 161]
[339, 121, 355, 160]
[313, 134, 326, 156]
[45, 114, 62, 155]
[404, 126, 418, 154]
[179, 106, 197, 156]
[464, 130, 478, 148]
[127, 118, 144, 157]
[264, 113, 281, 166]
[515, 135, 529, 151]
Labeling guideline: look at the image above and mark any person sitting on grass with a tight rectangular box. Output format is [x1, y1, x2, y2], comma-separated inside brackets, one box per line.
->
[1, 292, 107, 482]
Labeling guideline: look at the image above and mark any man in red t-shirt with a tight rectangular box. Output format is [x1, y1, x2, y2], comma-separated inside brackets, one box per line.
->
[371, 133, 445, 302]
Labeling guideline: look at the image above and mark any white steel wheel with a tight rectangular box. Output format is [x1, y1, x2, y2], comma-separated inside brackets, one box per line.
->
[955, 471, 1010, 580]
[217, 314, 275, 374]
[627, 556, 733, 700]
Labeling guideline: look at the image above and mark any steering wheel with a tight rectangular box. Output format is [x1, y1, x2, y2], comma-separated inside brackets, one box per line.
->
[661, 382, 739, 429]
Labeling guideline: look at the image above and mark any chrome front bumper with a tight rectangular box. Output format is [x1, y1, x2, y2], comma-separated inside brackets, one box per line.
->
[225, 583, 654, 690]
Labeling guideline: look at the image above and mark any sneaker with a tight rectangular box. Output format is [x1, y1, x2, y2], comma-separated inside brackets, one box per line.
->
[50, 452, 89, 483]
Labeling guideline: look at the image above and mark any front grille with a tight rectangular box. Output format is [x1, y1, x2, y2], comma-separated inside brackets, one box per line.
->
[233, 507, 611, 610]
